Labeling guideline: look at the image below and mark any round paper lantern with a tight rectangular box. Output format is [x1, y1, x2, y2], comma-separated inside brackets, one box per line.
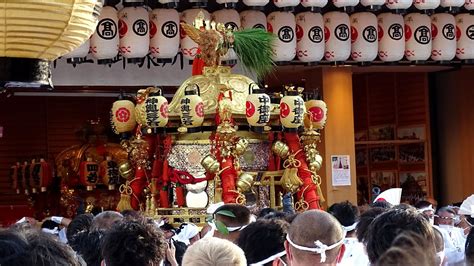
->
[456, 14, 474, 62]
[280, 90, 306, 129]
[0, 0, 101, 87]
[413, 0, 440, 11]
[332, 0, 359, 12]
[118, 3, 149, 64]
[377, 13, 405, 62]
[241, 10, 267, 30]
[386, 0, 412, 12]
[440, 0, 464, 12]
[63, 39, 90, 63]
[180, 9, 211, 61]
[301, 0, 328, 10]
[80, 157, 99, 191]
[246, 83, 271, 131]
[159, 0, 179, 8]
[360, 0, 385, 11]
[405, 13, 432, 62]
[304, 99, 328, 130]
[324, 11, 351, 62]
[145, 90, 169, 131]
[111, 97, 137, 137]
[150, 8, 180, 59]
[431, 13, 456, 62]
[268, 11, 297, 62]
[243, 0, 270, 6]
[351, 12, 378, 63]
[90, 5, 119, 65]
[296, 12, 325, 63]
[213, 9, 241, 63]
[180, 85, 204, 132]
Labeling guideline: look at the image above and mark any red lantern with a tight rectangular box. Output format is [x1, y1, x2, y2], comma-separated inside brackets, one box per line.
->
[39, 158, 52, 192]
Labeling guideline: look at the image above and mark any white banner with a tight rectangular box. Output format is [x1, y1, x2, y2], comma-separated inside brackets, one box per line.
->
[51, 53, 254, 87]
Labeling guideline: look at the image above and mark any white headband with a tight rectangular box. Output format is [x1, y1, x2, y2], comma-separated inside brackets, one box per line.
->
[418, 205, 435, 213]
[342, 222, 358, 232]
[286, 230, 346, 263]
[250, 250, 286, 266]
[42, 227, 59, 235]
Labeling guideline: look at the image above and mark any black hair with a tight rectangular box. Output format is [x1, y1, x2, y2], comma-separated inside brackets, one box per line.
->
[263, 211, 288, 221]
[121, 210, 143, 220]
[414, 200, 433, 209]
[163, 240, 187, 266]
[20, 228, 80, 266]
[101, 218, 167, 266]
[214, 204, 251, 226]
[465, 227, 474, 265]
[66, 213, 93, 244]
[258, 208, 277, 219]
[237, 219, 289, 265]
[328, 201, 359, 228]
[375, 231, 436, 266]
[365, 208, 435, 264]
[370, 200, 393, 209]
[72, 229, 105, 266]
[356, 207, 386, 242]
[0, 229, 29, 265]
[41, 219, 60, 230]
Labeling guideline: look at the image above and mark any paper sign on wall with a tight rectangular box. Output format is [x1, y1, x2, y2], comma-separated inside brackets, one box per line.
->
[331, 155, 351, 186]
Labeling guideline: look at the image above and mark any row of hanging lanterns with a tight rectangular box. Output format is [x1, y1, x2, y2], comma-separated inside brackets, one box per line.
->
[111, 83, 328, 137]
[273, 11, 474, 63]
[66, 4, 474, 64]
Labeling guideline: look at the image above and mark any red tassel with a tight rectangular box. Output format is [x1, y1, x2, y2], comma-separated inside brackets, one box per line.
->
[160, 188, 170, 208]
[220, 158, 238, 204]
[192, 49, 205, 76]
[176, 185, 185, 207]
[130, 167, 147, 210]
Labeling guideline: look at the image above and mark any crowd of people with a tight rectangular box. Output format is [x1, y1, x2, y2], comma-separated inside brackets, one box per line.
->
[1, 198, 474, 266]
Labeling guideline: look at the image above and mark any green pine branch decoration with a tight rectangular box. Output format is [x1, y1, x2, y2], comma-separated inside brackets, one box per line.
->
[233, 29, 276, 80]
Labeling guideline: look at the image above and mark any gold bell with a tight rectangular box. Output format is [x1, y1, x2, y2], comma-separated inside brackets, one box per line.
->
[234, 138, 249, 156]
[237, 172, 254, 193]
[272, 141, 290, 159]
[118, 161, 134, 180]
[201, 155, 220, 174]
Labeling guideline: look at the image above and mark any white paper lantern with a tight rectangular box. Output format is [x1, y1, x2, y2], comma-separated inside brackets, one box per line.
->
[440, 0, 464, 11]
[465, 0, 474, 11]
[386, 0, 412, 11]
[213, 9, 241, 63]
[268, 11, 296, 62]
[243, 0, 270, 6]
[150, 8, 180, 59]
[180, 9, 211, 61]
[216, 0, 239, 7]
[273, 0, 300, 8]
[118, 6, 149, 63]
[456, 14, 474, 61]
[296, 12, 324, 63]
[332, 0, 359, 11]
[280, 91, 306, 129]
[351, 12, 378, 62]
[377, 13, 405, 62]
[63, 39, 90, 62]
[360, 0, 385, 10]
[405, 13, 432, 62]
[301, 0, 328, 9]
[90, 5, 119, 64]
[431, 13, 456, 61]
[241, 10, 267, 30]
[324, 11, 351, 62]
[413, 0, 440, 11]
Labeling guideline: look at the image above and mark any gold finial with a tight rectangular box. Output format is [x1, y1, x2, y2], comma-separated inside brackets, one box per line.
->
[193, 11, 205, 29]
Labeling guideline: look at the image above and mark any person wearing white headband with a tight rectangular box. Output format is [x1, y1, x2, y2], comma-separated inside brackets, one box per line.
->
[328, 201, 369, 266]
[204, 204, 252, 243]
[237, 219, 289, 266]
[285, 210, 346, 266]
[415, 200, 436, 225]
